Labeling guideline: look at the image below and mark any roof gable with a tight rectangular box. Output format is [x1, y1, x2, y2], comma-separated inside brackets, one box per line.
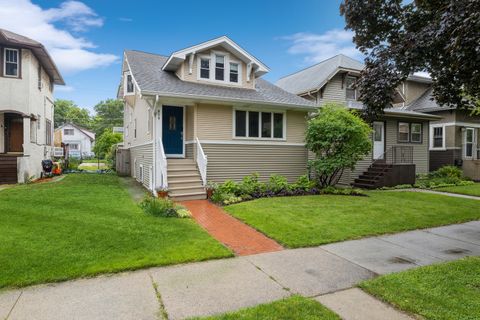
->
[56, 123, 95, 140]
[162, 36, 269, 77]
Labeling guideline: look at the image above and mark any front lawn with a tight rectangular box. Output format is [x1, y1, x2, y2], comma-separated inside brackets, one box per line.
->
[0, 174, 232, 289]
[224, 191, 480, 248]
[436, 183, 480, 197]
[360, 257, 480, 320]
[191, 296, 340, 320]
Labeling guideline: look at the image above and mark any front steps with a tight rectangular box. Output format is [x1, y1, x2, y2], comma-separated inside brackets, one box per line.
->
[352, 163, 393, 189]
[167, 159, 206, 201]
[0, 156, 18, 185]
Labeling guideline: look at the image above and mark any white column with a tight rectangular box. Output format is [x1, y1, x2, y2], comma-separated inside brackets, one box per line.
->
[23, 117, 31, 156]
[0, 113, 4, 153]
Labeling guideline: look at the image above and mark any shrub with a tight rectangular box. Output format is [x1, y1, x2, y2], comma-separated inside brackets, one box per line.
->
[306, 103, 372, 187]
[416, 165, 471, 189]
[429, 165, 464, 180]
[319, 186, 365, 196]
[267, 174, 290, 193]
[66, 158, 81, 170]
[292, 175, 316, 192]
[139, 196, 191, 218]
[238, 173, 265, 195]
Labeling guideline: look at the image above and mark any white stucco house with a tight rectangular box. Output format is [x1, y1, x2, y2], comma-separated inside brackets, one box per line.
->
[55, 123, 95, 158]
[0, 28, 64, 184]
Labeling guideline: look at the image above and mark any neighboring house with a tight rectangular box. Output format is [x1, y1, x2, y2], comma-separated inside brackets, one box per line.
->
[406, 88, 480, 180]
[54, 123, 95, 158]
[276, 54, 441, 188]
[0, 28, 64, 184]
[118, 36, 315, 200]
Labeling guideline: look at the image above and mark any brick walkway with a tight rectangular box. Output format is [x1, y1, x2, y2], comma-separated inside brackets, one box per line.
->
[180, 200, 283, 256]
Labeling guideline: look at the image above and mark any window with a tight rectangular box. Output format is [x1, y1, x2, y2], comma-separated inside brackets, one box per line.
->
[30, 120, 37, 143]
[45, 120, 52, 145]
[230, 63, 239, 83]
[235, 110, 285, 139]
[37, 115, 41, 129]
[200, 58, 210, 79]
[126, 74, 134, 93]
[70, 143, 79, 150]
[432, 126, 444, 149]
[398, 122, 422, 143]
[398, 122, 410, 142]
[64, 128, 74, 135]
[235, 110, 246, 137]
[4, 48, 19, 77]
[261, 112, 272, 138]
[215, 55, 225, 81]
[37, 64, 42, 90]
[134, 118, 137, 138]
[465, 128, 474, 158]
[346, 76, 357, 100]
[411, 123, 422, 143]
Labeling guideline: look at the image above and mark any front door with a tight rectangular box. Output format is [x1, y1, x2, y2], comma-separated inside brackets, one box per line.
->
[162, 106, 184, 157]
[7, 117, 23, 153]
[373, 121, 385, 160]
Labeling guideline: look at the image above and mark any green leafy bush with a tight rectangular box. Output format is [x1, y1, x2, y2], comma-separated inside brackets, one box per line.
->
[293, 175, 316, 192]
[66, 158, 81, 170]
[429, 165, 464, 180]
[415, 165, 472, 189]
[319, 186, 365, 196]
[238, 173, 266, 195]
[139, 196, 191, 218]
[267, 174, 290, 193]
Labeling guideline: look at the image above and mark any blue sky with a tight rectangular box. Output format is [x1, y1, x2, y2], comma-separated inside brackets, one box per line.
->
[1, 0, 360, 113]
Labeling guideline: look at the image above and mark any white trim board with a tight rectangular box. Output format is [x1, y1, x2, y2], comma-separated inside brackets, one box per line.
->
[185, 139, 305, 147]
[434, 121, 480, 129]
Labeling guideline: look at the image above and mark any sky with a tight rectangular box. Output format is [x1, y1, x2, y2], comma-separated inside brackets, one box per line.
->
[0, 0, 362, 114]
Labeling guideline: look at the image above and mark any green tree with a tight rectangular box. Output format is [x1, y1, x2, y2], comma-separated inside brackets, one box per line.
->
[54, 99, 92, 129]
[93, 129, 123, 159]
[306, 103, 372, 187]
[92, 99, 124, 136]
[340, 0, 480, 117]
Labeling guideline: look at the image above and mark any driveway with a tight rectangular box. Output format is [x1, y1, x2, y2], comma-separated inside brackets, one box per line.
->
[1, 221, 479, 320]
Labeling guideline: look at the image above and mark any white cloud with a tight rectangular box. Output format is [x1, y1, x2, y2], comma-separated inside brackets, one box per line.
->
[0, 0, 118, 74]
[283, 29, 363, 64]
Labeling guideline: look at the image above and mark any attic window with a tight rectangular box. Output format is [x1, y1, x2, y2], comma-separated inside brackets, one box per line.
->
[346, 76, 357, 100]
[197, 52, 242, 85]
[200, 58, 210, 79]
[4, 48, 19, 77]
[64, 128, 74, 135]
[126, 74, 134, 94]
[230, 63, 239, 83]
[215, 55, 225, 81]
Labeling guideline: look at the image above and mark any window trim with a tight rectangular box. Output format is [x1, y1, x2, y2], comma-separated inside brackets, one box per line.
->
[124, 72, 135, 95]
[430, 124, 446, 150]
[345, 75, 357, 100]
[397, 121, 423, 144]
[64, 128, 74, 136]
[232, 108, 287, 141]
[196, 51, 242, 86]
[4, 48, 20, 78]
[464, 127, 475, 159]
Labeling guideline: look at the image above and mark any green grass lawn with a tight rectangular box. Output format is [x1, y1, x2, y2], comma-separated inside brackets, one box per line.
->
[81, 159, 106, 163]
[360, 257, 480, 320]
[436, 183, 480, 197]
[224, 191, 480, 248]
[0, 174, 231, 289]
[190, 296, 340, 320]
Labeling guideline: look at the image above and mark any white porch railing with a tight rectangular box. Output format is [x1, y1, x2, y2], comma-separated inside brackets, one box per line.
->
[156, 138, 168, 189]
[195, 137, 207, 186]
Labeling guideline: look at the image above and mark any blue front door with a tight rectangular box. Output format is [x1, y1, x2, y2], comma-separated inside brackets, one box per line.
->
[162, 106, 184, 156]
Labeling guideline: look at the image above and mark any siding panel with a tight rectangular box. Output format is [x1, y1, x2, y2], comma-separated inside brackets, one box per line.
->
[130, 142, 153, 190]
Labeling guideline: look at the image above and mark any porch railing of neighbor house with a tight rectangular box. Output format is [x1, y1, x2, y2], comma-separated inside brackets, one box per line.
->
[157, 138, 168, 189]
[195, 137, 207, 186]
[373, 146, 414, 166]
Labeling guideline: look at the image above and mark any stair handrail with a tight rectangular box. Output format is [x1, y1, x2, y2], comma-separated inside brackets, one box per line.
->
[368, 145, 414, 181]
[195, 137, 207, 186]
[157, 138, 168, 189]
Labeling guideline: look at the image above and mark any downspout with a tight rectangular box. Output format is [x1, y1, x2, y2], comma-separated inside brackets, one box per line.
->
[151, 94, 159, 196]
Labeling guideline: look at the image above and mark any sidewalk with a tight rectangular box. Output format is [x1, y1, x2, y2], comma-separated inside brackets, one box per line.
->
[1, 220, 479, 320]
[396, 188, 480, 200]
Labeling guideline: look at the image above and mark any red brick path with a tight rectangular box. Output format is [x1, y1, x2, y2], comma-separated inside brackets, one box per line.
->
[180, 200, 283, 256]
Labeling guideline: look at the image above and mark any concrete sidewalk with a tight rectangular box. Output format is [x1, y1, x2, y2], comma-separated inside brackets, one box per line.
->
[1, 220, 479, 320]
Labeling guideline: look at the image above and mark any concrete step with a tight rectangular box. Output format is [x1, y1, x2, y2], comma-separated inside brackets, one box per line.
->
[167, 168, 199, 175]
[168, 174, 202, 183]
[168, 158, 195, 165]
[169, 185, 205, 194]
[169, 191, 207, 201]
[168, 180, 203, 188]
[168, 164, 198, 171]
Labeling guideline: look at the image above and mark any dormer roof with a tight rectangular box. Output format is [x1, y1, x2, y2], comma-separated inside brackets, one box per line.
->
[162, 36, 269, 78]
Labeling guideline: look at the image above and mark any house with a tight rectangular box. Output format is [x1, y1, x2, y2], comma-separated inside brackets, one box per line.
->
[0, 28, 64, 184]
[54, 123, 95, 158]
[405, 88, 480, 180]
[276, 54, 441, 188]
[118, 36, 315, 200]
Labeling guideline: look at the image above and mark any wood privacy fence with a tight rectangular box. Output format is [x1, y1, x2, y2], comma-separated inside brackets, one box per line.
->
[116, 148, 131, 176]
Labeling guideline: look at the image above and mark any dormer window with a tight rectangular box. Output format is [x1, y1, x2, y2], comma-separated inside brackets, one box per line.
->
[215, 55, 225, 81]
[4, 48, 19, 77]
[346, 76, 357, 100]
[125, 73, 134, 94]
[230, 63, 239, 83]
[200, 58, 210, 79]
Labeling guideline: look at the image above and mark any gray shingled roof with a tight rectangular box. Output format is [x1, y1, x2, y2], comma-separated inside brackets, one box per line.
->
[0, 28, 64, 85]
[406, 88, 453, 113]
[347, 101, 441, 120]
[125, 50, 314, 109]
[276, 54, 364, 94]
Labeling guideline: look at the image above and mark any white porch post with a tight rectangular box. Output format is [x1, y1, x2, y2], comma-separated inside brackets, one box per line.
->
[23, 117, 31, 156]
[154, 105, 163, 191]
[0, 113, 4, 153]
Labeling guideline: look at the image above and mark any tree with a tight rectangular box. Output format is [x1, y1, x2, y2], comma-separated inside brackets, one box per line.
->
[93, 129, 123, 159]
[306, 104, 372, 187]
[340, 0, 480, 118]
[54, 99, 92, 129]
[92, 99, 124, 136]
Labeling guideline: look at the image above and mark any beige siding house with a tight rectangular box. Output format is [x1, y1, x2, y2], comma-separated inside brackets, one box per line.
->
[406, 89, 480, 180]
[0, 29, 64, 184]
[119, 36, 314, 200]
[276, 54, 440, 188]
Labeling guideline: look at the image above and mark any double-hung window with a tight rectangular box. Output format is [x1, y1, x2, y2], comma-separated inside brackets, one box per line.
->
[398, 122, 422, 143]
[235, 110, 284, 139]
[64, 128, 74, 136]
[229, 62, 239, 83]
[346, 76, 357, 100]
[398, 122, 410, 142]
[215, 55, 225, 81]
[200, 58, 210, 79]
[126, 74, 134, 94]
[411, 123, 422, 143]
[465, 128, 474, 158]
[4, 48, 19, 77]
[432, 126, 444, 149]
